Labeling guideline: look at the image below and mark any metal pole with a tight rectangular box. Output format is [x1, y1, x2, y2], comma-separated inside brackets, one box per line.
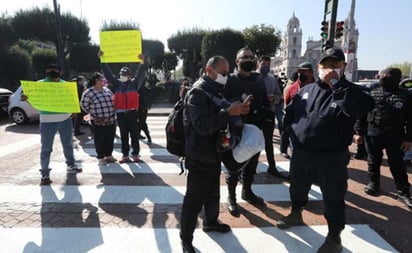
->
[328, 0, 339, 47]
[53, 0, 65, 75]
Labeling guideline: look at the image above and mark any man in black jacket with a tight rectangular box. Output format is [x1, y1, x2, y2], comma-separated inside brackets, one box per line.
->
[222, 47, 271, 217]
[180, 55, 249, 253]
[277, 48, 374, 253]
[355, 68, 412, 209]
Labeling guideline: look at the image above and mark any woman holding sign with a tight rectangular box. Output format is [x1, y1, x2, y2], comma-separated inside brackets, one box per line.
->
[81, 73, 116, 165]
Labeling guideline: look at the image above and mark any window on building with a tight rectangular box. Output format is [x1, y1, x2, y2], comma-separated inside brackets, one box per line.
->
[293, 37, 297, 45]
[292, 49, 296, 58]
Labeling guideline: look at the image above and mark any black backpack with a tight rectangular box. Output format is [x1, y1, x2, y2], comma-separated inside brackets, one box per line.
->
[166, 98, 186, 158]
[165, 88, 231, 174]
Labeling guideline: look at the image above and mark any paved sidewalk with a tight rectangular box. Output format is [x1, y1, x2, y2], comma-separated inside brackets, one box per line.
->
[148, 102, 173, 116]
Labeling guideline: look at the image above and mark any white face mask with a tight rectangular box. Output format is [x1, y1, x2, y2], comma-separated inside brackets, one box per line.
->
[120, 76, 129, 82]
[318, 68, 328, 81]
[215, 73, 228, 85]
[334, 68, 342, 78]
[318, 68, 342, 81]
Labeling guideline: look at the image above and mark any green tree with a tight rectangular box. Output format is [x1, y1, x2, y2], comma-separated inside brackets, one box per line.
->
[31, 48, 57, 77]
[0, 17, 17, 49]
[168, 28, 206, 80]
[243, 24, 281, 56]
[11, 8, 90, 58]
[201, 28, 245, 72]
[142, 39, 165, 71]
[69, 43, 100, 74]
[0, 45, 31, 91]
[389, 62, 412, 78]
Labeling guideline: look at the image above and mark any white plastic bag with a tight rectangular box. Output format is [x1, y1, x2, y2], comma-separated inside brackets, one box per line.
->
[232, 124, 265, 163]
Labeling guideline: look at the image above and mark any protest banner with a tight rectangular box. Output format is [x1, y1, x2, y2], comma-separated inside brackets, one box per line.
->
[21, 81, 80, 113]
[99, 30, 142, 63]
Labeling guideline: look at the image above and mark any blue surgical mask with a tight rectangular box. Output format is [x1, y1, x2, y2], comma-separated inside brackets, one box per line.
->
[260, 66, 270, 75]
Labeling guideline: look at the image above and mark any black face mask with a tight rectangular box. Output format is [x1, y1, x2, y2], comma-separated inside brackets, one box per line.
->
[380, 77, 399, 91]
[47, 71, 60, 79]
[240, 61, 255, 72]
[298, 73, 308, 83]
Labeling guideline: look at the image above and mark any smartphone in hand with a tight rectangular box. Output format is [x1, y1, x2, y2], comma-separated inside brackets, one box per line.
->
[242, 94, 253, 104]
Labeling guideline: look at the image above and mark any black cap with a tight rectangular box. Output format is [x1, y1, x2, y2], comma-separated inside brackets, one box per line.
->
[318, 48, 345, 64]
[119, 67, 132, 75]
[380, 68, 402, 82]
[46, 63, 61, 70]
[298, 61, 313, 71]
[400, 78, 412, 88]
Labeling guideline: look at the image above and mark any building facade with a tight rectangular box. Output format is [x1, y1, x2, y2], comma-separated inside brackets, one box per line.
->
[273, 2, 359, 81]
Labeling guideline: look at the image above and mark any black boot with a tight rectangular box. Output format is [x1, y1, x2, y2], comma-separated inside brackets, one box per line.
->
[277, 209, 303, 229]
[241, 182, 264, 205]
[181, 241, 195, 253]
[317, 235, 342, 253]
[317, 223, 344, 253]
[267, 165, 290, 180]
[396, 187, 412, 209]
[364, 181, 380, 196]
[227, 183, 240, 217]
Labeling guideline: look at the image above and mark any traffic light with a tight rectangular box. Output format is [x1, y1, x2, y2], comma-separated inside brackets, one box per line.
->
[320, 21, 329, 39]
[335, 21, 344, 39]
[322, 40, 333, 51]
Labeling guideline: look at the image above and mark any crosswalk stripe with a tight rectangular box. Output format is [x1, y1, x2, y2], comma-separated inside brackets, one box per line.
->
[1, 115, 400, 252]
[0, 225, 397, 253]
[0, 184, 323, 204]
[24, 161, 291, 175]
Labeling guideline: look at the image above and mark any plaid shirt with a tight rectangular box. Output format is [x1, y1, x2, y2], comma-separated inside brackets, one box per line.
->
[81, 87, 116, 125]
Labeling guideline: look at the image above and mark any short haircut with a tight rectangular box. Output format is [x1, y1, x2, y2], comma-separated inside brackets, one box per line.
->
[259, 55, 271, 62]
[88, 72, 104, 88]
[236, 47, 252, 59]
[206, 55, 228, 69]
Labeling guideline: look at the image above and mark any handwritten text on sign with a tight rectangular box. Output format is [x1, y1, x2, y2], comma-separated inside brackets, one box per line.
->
[100, 30, 142, 63]
[21, 81, 80, 113]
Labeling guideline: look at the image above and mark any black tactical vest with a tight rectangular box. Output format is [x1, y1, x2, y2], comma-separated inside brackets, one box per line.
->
[367, 87, 408, 131]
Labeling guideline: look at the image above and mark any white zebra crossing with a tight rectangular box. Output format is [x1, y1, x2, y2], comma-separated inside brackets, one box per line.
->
[0, 116, 399, 252]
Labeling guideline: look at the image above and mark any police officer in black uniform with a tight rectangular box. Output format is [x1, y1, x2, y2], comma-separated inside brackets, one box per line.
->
[277, 48, 374, 253]
[355, 68, 412, 209]
[222, 47, 271, 217]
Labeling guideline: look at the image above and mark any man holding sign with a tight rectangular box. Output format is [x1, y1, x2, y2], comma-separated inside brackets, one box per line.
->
[98, 47, 146, 163]
[21, 63, 82, 185]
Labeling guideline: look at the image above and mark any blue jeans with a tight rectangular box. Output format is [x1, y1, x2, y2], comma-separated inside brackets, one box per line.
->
[40, 117, 75, 177]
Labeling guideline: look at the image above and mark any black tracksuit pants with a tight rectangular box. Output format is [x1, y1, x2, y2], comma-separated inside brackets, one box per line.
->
[289, 147, 350, 227]
[92, 123, 116, 159]
[180, 158, 221, 243]
[365, 133, 410, 192]
[116, 110, 140, 157]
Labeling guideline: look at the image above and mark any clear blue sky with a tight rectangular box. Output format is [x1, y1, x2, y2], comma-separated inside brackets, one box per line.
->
[2, 0, 411, 71]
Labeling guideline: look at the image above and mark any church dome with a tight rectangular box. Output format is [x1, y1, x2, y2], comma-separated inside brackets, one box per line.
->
[288, 12, 300, 26]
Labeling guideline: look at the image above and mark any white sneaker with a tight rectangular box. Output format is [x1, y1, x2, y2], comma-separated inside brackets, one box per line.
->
[67, 163, 82, 173]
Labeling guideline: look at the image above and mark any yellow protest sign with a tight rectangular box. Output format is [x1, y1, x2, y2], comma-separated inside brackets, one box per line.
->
[21, 81, 80, 113]
[99, 30, 142, 63]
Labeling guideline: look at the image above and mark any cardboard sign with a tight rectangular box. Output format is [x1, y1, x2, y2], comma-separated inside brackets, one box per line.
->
[99, 30, 142, 63]
[21, 81, 80, 113]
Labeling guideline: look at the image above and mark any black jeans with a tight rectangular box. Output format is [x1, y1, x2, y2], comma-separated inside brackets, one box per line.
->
[223, 151, 260, 186]
[116, 110, 140, 156]
[365, 134, 410, 191]
[92, 123, 116, 159]
[138, 108, 150, 138]
[180, 158, 221, 243]
[262, 124, 276, 167]
[289, 147, 349, 226]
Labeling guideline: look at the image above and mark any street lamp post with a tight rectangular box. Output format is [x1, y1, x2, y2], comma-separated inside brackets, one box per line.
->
[53, 0, 65, 75]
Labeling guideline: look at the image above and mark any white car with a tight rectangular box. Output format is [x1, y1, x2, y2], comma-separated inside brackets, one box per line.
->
[8, 86, 40, 124]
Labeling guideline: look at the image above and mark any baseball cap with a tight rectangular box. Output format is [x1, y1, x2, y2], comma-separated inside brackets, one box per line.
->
[298, 61, 313, 71]
[46, 63, 61, 70]
[119, 67, 132, 75]
[318, 48, 345, 64]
